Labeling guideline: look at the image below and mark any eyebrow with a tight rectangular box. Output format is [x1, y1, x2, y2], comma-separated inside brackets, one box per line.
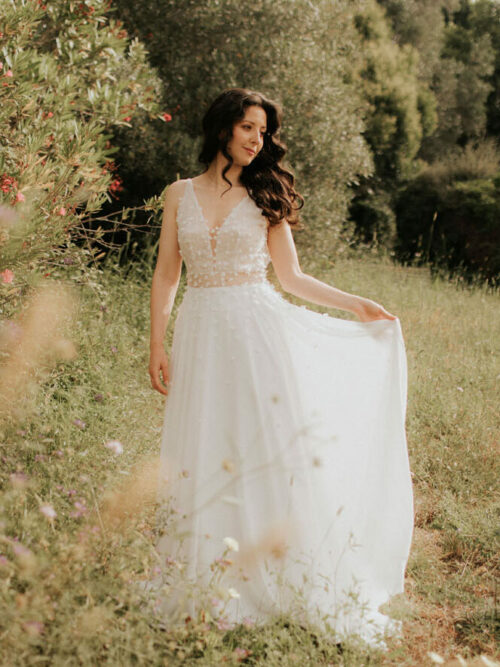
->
[243, 120, 267, 131]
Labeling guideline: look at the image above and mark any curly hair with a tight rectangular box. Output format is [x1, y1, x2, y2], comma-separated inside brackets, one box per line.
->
[197, 88, 304, 228]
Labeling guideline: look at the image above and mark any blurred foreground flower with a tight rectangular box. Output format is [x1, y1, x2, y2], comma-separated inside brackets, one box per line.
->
[1, 268, 13, 283]
[223, 536, 239, 552]
[100, 456, 160, 529]
[39, 504, 57, 521]
[0, 282, 77, 421]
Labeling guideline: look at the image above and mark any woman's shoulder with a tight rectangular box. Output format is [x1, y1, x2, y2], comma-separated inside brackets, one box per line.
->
[164, 178, 191, 205]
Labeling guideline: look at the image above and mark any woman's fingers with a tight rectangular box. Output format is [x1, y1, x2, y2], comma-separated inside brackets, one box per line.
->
[149, 355, 170, 395]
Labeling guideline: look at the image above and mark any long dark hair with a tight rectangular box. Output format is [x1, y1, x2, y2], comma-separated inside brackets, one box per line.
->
[197, 88, 304, 228]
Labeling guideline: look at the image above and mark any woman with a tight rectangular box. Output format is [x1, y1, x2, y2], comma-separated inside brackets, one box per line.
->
[148, 88, 413, 647]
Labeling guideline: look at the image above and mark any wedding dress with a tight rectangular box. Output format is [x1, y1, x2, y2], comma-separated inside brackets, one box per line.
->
[150, 177, 414, 647]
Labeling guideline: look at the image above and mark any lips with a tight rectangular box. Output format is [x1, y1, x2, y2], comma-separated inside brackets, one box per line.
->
[244, 148, 256, 156]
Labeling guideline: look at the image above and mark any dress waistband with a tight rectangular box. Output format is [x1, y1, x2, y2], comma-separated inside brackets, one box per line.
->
[186, 269, 267, 288]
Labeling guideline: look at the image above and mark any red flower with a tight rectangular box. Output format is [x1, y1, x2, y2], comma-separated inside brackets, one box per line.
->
[123, 116, 132, 122]
[0, 174, 18, 192]
[162, 112, 172, 122]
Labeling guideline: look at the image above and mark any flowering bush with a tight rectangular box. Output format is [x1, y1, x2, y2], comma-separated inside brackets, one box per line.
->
[0, 0, 165, 315]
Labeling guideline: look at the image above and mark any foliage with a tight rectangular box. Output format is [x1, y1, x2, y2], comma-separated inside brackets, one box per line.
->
[103, 0, 374, 261]
[347, 0, 438, 247]
[394, 140, 500, 284]
[0, 0, 165, 315]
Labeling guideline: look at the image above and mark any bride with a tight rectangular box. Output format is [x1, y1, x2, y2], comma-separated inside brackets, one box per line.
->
[148, 88, 414, 647]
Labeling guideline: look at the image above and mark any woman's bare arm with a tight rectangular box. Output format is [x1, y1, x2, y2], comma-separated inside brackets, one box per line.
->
[267, 220, 396, 321]
[149, 180, 184, 394]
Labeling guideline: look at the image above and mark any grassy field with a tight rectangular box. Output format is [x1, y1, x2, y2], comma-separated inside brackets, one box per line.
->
[0, 253, 498, 665]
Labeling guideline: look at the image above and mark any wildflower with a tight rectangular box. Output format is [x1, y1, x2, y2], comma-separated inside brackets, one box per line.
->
[10, 472, 29, 488]
[15, 192, 25, 202]
[57, 206, 66, 216]
[104, 439, 123, 455]
[1, 268, 13, 283]
[227, 587, 240, 599]
[40, 504, 57, 520]
[22, 621, 44, 636]
[110, 345, 117, 353]
[216, 617, 232, 631]
[73, 418, 86, 430]
[5, 70, 13, 77]
[12, 543, 30, 557]
[234, 647, 251, 660]
[223, 536, 239, 552]
[162, 112, 172, 122]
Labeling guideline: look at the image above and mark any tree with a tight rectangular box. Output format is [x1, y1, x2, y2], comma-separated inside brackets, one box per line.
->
[105, 0, 374, 260]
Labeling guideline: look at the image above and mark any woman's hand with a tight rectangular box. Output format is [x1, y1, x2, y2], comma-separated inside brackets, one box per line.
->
[149, 343, 170, 395]
[353, 296, 397, 322]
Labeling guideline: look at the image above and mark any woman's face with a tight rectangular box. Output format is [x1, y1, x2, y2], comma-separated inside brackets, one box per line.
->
[227, 105, 267, 166]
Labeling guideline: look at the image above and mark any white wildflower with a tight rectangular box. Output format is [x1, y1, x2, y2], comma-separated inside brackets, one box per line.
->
[223, 536, 239, 552]
[104, 440, 123, 455]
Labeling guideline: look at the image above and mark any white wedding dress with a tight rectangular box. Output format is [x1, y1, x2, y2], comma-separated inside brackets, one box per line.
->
[150, 178, 414, 647]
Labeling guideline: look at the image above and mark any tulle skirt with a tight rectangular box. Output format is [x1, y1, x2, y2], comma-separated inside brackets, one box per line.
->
[151, 280, 414, 647]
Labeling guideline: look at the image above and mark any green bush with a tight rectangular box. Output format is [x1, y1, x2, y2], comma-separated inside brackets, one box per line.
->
[0, 0, 164, 316]
[394, 141, 500, 283]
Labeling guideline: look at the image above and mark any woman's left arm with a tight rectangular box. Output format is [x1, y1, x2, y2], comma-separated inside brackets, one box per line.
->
[267, 220, 396, 322]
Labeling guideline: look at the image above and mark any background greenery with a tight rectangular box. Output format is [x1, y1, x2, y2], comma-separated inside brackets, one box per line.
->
[0, 0, 499, 664]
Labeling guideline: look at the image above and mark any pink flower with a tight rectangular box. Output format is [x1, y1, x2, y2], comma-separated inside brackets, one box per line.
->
[57, 207, 66, 216]
[73, 418, 86, 430]
[123, 116, 132, 122]
[10, 472, 29, 488]
[12, 543, 32, 558]
[216, 617, 233, 631]
[234, 647, 251, 660]
[5, 70, 13, 78]
[22, 621, 44, 636]
[15, 192, 25, 202]
[1, 269, 13, 283]
[162, 112, 172, 122]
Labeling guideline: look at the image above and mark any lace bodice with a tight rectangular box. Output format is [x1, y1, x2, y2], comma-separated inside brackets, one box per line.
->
[177, 178, 271, 287]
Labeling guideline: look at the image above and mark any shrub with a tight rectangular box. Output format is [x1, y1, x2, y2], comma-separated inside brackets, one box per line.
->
[394, 140, 500, 283]
[0, 0, 164, 316]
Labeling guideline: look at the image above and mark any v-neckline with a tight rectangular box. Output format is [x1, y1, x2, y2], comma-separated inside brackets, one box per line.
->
[189, 178, 249, 236]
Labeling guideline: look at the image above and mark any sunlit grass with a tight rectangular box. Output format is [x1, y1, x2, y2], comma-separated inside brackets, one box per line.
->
[0, 253, 498, 665]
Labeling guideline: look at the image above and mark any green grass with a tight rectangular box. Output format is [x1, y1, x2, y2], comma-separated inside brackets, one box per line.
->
[0, 254, 498, 665]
